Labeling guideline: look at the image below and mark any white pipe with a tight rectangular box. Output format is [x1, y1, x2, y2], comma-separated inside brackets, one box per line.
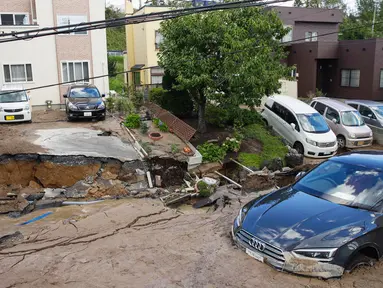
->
[214, 171, 242, 188]
[147, 171, 153, 188]
[62, 200, 104, 205]
[230, 158, 254, 173]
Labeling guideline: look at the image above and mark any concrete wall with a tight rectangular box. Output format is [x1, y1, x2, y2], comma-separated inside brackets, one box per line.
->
[0, 0, 60, 106]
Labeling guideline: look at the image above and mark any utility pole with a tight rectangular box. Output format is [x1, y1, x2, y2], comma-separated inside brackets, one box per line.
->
[372, 1, 377, 36]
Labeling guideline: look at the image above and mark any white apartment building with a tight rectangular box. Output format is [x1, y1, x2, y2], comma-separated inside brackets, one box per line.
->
[0, 0, 109, 108]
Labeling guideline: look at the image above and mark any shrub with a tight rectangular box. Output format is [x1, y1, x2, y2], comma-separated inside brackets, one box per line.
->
[171, 144, 180, 154]
[222, 137, 241, 152]
[205, 104, 230, 127]
[131, 90, 144, 110]
[115, 97, 133, 114]
[153, 118, 160, 127]
[105, 97, 115, 112]
[140, 121, 149, 134]
[139, 141, 152, 154]
[159, 123, 169, 132]
[197, 142, 227, 163]
[238, 124, 288, 168]
[197, 181, 212, 197]
[125, 113, 141, 129]
[149, 88, 165, 105]
[205, 105, 263, 128]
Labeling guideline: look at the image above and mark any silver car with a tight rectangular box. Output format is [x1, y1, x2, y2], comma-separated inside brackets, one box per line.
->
[345, 99, 383, 128]
[310, 97, 373, 148]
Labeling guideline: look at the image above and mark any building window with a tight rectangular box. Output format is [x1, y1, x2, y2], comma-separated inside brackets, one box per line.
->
[0, 13, 29, 25]
[380, 69, 383, 88]
[133, 72, 141, 85]
[3, 64, 33, 83]
[341, 69, 360, 87]
[57, 15, 87, 35]
[61, 61, 89, 83]
[155, 30, 163, 50]
[281, 25, 293, 43]
[305, 31, 318, 42]
[151, 67, 164, 84]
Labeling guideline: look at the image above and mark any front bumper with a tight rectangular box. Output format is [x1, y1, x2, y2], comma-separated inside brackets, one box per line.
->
[67, 108, 106, 119]
[232, 225, 344, 279]
[346, 137, 373, 148]
[0, 110, 31, 123]
[304, 143, 338, 159]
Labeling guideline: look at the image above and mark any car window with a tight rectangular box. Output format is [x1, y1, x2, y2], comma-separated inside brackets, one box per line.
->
[285, 110, 300, 132]
[310, 101, 317, 108]
[348, 103, 358, 109]
[314, 102, 326, 115]
[294, 160, 383, 211]
[325, 107, 340, 123]
[341, 111, 365, 126]
[359, 105, 376, 119]
[271, 102, 285, 119]
[70, 87, 100, 98]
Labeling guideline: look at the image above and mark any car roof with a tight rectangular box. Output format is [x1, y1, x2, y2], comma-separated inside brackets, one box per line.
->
[345, 99, 383, 107]
[270, 95, 317, 114]
[330, 151, 383, 170]
[313, 97, 355, 112]
[69, 84, 97, 89]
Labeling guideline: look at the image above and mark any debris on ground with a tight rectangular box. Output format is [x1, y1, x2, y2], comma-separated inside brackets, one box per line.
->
[285, 146, 304, 168]
[0, 231, 23, 249]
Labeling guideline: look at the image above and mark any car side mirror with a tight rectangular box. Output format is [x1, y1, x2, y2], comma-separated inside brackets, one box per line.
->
[63, 94, 68, 98]
[290, 123, 296, 130]
[368, 114, 373, 118]
[295, 171, 306, 181]
[102, 94, 106, 97]
[332, 118, 338, 124]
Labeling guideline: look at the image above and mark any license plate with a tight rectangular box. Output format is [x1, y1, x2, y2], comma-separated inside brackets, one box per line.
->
[84, 112, 92, 117]
[246, 248, 264, 263]
[358, 141, 364, 146]
[5, 116, 15, 120]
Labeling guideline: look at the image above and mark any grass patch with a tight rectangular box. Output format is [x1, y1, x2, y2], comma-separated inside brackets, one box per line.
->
[238, 124, 288, 168]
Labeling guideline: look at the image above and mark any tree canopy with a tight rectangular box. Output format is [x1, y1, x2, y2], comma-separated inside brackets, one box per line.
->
[105, 5, 126, 51]
[158, 8, 291, 132]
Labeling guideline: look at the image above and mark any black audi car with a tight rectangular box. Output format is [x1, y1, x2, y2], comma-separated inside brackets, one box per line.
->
[233, 151, 383, 279]
[64, 84, 106, 121]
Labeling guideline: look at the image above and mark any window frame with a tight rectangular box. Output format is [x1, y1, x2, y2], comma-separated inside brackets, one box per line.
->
[341, 69, 360, 88]
[359, 105, 376, 119]
[150, 67, 164, 84]
[61, 60, 90, 84]
[3, 63, 33, 83]
[281, 25, 293, 43]
[0, 13, 29, 26]
[57, 15, 88, 35]
[133, 71, 141, 86]
[155, 30, 163, 50]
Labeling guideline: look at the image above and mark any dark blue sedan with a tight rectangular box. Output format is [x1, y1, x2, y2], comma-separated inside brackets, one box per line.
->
[233, 151, 383, 279]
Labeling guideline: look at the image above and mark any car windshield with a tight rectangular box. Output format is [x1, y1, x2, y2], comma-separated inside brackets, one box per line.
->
[297, 113, 330, 133]
[70, 87, 100, 98]
[294, 160, 383, 211]
[0, 91, 28, 103]
[341, 111, 364, 126]
[371, 106, 383, 118]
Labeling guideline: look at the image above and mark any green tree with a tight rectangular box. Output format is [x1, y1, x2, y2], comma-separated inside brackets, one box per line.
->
[105, 5, 126, 51]
[159, 8, 291, 132]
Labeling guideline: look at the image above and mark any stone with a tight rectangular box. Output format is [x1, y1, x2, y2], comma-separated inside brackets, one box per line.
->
[85, 179, 129, 199]
[261, 158, 283, 172]
[0, 195, 30, 214]
[155, 175, 162, 187]
[28, 180, 42, 189]
[25, 193, 45, 201]
[285, 151, 304, 168]
[65, 181, 91, 198]
[282, 167, 293, 172]
[198, 162, 222, 176]
[102, 171, 118, 180]
[239, 169, 249, 181]
[34, 199, 64, 210]
[44, 188, 66, 199]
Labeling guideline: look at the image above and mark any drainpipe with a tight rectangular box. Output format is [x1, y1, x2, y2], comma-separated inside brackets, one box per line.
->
[372, 1, 377, 37]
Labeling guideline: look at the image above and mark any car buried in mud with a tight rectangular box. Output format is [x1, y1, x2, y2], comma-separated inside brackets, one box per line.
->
[233, 151, 383, 279]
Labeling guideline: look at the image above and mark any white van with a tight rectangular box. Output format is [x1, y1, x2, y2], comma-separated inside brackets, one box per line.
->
[0, 85, 32, 123]
[261, 95, 337, 158]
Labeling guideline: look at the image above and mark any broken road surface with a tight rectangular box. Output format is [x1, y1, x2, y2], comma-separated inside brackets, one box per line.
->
[1, 199, 383, 288]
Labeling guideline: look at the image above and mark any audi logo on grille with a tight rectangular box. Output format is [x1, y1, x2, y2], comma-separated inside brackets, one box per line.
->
[249, 237, 266, 252]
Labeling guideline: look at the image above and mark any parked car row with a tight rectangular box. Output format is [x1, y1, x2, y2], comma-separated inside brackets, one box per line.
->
[0, 84, 106, 123]
[261, 95, 374, 158]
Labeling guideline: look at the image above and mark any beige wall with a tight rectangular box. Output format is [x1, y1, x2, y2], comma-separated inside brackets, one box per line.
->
[0, 0, 31, 16]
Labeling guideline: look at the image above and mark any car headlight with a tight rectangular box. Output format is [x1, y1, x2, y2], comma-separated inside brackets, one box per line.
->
[98, 102, 105, 110]
[369, 131, 373, 137]
[306, 138, 317, 146]
[24, 104, 30, 111]
[293, 248, 338, 261]
[68, 102, 78, 110]
[349, 133, 356, 139]
[236, 206, 249, 227]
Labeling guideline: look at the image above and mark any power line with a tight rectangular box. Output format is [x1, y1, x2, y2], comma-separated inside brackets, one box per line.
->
[0, 0, 291, 43]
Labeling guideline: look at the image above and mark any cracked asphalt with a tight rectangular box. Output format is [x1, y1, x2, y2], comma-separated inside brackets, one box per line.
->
[0, 198, 382, 288]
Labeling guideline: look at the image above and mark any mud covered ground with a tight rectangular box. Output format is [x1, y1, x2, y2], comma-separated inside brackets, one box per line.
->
[0, 198, 382, 288]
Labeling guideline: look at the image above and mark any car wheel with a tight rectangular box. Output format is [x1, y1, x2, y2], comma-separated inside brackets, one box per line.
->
[346, 253, 376, 273]
[293, 142, 304, 155]
[263, 119, 269, 127]
[337, 135, 346, 148]
[67, 116, 73, 122]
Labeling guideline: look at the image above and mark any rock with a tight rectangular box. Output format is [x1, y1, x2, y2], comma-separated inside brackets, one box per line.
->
[260, 158, 283, 172]
[44, 188, 66, 199]
[198, 162, 222, 176]
[34, 199, 64, 210]
[65, 181, 91, 198]
[243, 173, 275, 192]
[25, 193, 45, 201]
[285, 150, 304, 168]
[162, 166, 185, 186]
[28, 180, 42, 189]
[127, 181, 149, 190]
[101, 171, 118, 180]
[86, 179, 129, 199]
[0, 195, 30, 214]
[0, 231, 23, 249]
[282, 167, 293, 172]
[101, 161, 122, 180]
[155, 175, 162, 187]
[239, 169, 249, 181]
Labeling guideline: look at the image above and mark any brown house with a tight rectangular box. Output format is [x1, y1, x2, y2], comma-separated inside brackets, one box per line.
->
[272, 6, 383, 101]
